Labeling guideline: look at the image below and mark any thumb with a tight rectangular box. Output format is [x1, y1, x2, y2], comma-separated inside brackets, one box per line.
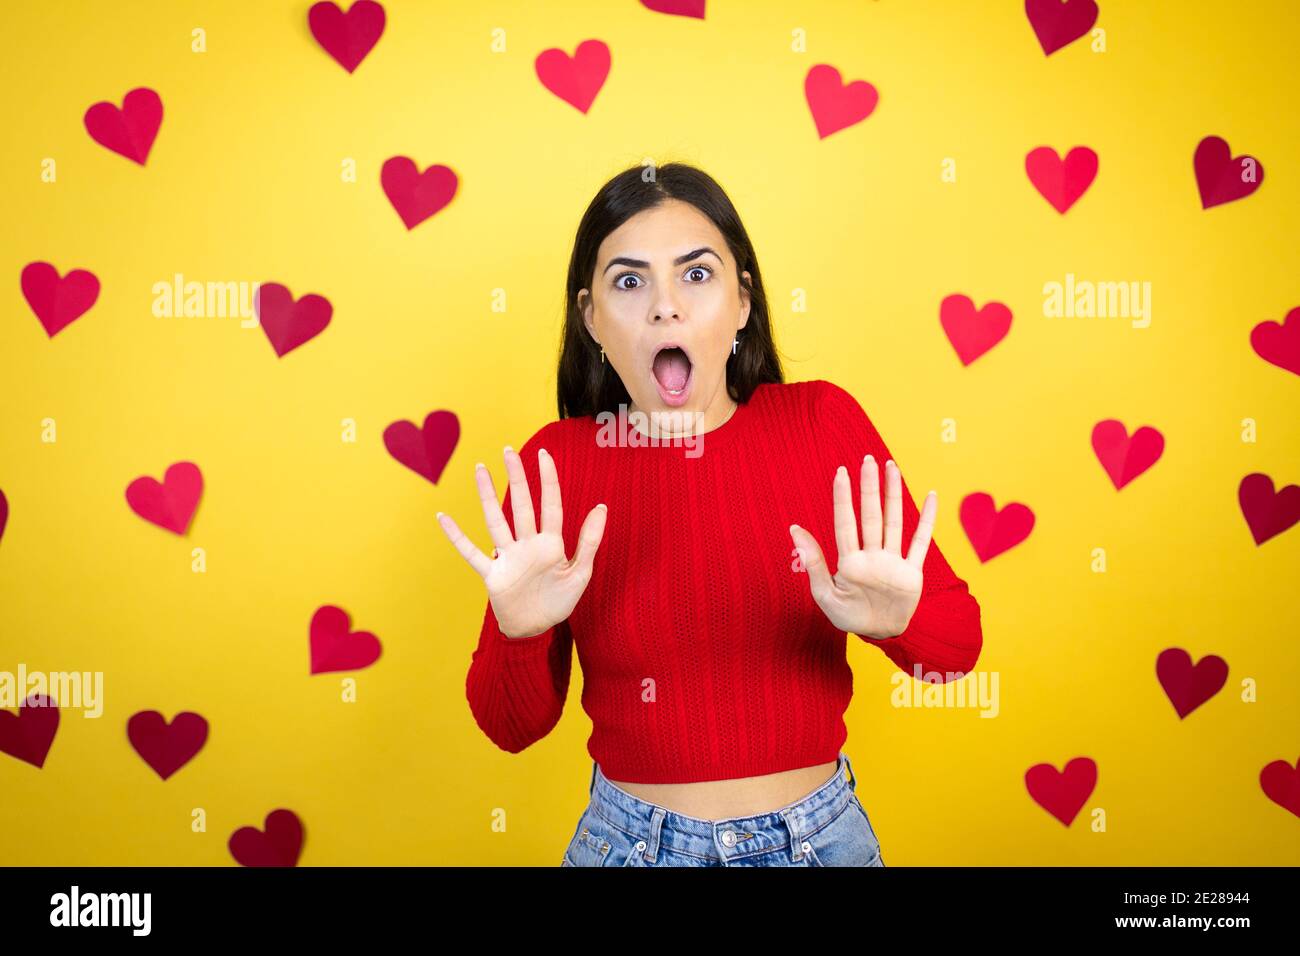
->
[570, 503, 608, 572]
[790, 524, 833, 601]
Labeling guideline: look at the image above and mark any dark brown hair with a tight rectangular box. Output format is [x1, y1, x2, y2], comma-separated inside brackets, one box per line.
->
[556, 162, 784, 419]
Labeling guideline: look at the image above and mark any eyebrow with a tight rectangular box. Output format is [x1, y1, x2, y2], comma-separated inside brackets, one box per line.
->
[602, 246, 724, 275]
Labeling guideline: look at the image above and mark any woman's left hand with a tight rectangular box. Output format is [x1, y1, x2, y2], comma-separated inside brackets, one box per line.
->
[789, 455, 936, 640]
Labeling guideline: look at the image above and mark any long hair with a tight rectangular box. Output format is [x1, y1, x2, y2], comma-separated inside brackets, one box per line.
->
[556, 162, 784, 419]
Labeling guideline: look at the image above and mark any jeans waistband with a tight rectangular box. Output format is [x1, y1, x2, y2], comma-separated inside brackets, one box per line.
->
[585, 752, 859, 864]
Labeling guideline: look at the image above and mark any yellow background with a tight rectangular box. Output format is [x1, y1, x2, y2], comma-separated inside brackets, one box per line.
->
[2, 0, 1297, 865]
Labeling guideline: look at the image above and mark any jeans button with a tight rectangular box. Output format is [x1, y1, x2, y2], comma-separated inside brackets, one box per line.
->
[720, 829, 736, 847]
[635, 840, 647, 851]
[801, 841, 812, 853]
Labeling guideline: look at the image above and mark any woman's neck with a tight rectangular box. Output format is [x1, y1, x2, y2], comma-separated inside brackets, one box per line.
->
[627, 390, 739, 439]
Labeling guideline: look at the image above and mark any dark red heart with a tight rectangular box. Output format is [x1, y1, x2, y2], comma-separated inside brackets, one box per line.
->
[940, 294, 1012, 365]
[229, 809, 304, 867]
[21, 262, 100, 337]
[126, 461, 203, 535]
[127, 711, 208, 780]
[638, 0, 706, 18]
[310, 605, 382, 674]
[805, 64, 878, 139]
[0, 489, 7, 545]
[1156, 649, 1227, 719]
[384, 411, 460, 484]
[1091, 420, 1164, 490]
[1194, 136, 1263, 209]
[381, 157, 458, 230]
[535, 39, 611, 114]
[254, 283, 332, 357]
[309, 0, 386, 73]
[0, 694, 59, 769]
[84, 87, 162, 165]
[1026, 146, 1097, 214]
[1238, 473, 1300, 546]
[1025, 757, 1096, 826]
[1025, 0, 1099, 56]
[1250, 306, 1300, 377]
[1260, 757, 1300, 819]
[960, 493, 1035, 562]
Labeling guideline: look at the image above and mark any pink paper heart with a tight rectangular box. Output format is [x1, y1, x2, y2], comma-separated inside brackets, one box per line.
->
[535, 39, 611, 114]
[126, 462, 203, 535]
[1091, 420, 1164, 490]
[1238, 473, 1300, 546]
[0, 694, 59, 769]
[1194, 136, 1263, 209]
[1260, 757, 1300, 819]
[381, 157, 458, 230]
[1156, 649, 1227, 719]
[960, 492, 1035, 562]
[0, 488, 7, 545]
[1024, 0, 1099, 56]
[21, 262, 100, 338]
[384, 411, 460, 484]
[638, 0, 706, 17]
[1026, 146, 1098, 214]
[310, 605, 382, 674]
[309, 0, 385, 73]
[229, 809, 304, 867]
[1025, 757, 1096, 826]
[1250, 306, 1300, 377]
[805, 64, 878, 139]
[254, 283, 332, 356]
[127, 711, 209, 780]
[940, 294, 1012, 365]
[84, 87, 162, 165]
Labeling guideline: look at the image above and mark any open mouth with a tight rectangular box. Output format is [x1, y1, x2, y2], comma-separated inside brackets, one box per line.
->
[651, 342, 693, 406]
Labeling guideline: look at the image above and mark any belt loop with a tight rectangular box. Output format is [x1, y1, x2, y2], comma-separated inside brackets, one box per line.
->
[645, 807, 666, 862]
[780, 807, 805, 863]
[589, 761, 598, 797]
[843, 751, 857, 792]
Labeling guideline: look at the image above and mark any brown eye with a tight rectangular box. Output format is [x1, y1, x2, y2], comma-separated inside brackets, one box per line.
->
[614, 273, 642, 291]
[685, 265, 712, 282]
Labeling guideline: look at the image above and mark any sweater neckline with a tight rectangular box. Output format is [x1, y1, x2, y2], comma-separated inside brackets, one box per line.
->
[615, 386, 760, 454]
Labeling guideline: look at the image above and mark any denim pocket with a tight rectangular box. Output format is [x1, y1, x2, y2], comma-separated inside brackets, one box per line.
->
[801, 796, 883, 867]
[561, 809, 649, 867]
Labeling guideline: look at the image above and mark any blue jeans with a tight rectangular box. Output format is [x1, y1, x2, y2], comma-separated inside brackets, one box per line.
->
[560, 751, 886, 867]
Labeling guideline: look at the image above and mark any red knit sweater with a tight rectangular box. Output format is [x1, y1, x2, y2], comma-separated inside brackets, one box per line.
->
[465, 379, 983, 783]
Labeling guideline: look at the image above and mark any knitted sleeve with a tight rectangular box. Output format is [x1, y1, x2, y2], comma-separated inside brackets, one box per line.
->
[464, 424, 575, 753]
[810, 379, 983, 682]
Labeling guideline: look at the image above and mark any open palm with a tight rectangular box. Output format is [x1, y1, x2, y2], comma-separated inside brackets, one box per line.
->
[789, 454, 936, 640]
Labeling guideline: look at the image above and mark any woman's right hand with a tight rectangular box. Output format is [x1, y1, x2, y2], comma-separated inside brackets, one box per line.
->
[436, 446, 608, 639]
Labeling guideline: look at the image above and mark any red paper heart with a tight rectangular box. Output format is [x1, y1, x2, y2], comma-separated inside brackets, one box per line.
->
[0, 488, 7, 545]
[384, 411, 460, 484]
[1194, 136, 1263, 209]
[940, 294, 1012, 365]
[1091, 420, 1164, 490]
[21, 262, 100, 338]
[381, 157, 458, 230]
[1026, 146, 1097, 214]
[126, 462, 203, 535]
[254, 283, 332, 357]
[535, 39, 611, 114]
[639, 0, 706, 17]
[310, 605, 382, 674]
[1250, 306, 1300, 377]
[229, 809, 304, 867]
[960, 493, 1034, 562]
[1238, 473, 1300, 546]
[1259, 757, 1300, 819]
[1025, 757, 1096, 826]
[1156, 649, 1227, 719]
[127, 711, 208, 780]
[1024, 0, 1099, 56]
[0, 694, 59, 769]
[309, 0, 385, 73]
[83, 87, 162, 165]
[805, 64, 878, 140]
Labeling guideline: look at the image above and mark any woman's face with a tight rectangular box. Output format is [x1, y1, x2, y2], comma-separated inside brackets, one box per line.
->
[579, 198, 751, 426]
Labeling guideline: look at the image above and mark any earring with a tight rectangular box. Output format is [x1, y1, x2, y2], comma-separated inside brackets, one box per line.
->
[732, 335, 740, 355]
[600, 347, 605, 363]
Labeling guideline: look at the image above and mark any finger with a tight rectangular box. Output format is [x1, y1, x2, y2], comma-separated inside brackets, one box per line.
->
[503, 445, 537, 538]
[883, 459, 903, 555]
[571, 503, 608, 571]
[538, 448, 562, 536]
[832, 465, 859, 558]
[906, 490, 937, 568]
[790, 524, 834, 602]
[861, 454, 882, 551]
[436, 510, 493, 579]
[475, 462, 514, 551]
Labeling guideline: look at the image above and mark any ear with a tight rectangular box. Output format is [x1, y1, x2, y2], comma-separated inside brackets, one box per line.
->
[739, 270, 752, 331]
[578, 288, 598, 343]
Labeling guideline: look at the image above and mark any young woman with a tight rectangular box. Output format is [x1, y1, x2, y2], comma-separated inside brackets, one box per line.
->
[437, 163, 983, 867]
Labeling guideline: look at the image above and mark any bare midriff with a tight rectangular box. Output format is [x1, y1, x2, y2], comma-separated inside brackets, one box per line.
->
[604, 760, 841, 820]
